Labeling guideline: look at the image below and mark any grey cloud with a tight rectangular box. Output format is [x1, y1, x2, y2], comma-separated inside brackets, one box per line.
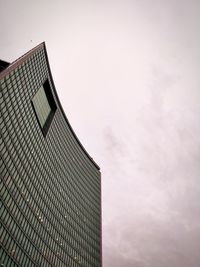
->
[103, 126, 129, 158]
[104, 208, 200, 267]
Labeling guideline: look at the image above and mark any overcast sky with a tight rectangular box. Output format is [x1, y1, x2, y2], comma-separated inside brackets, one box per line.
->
[1, 1, 200, 266]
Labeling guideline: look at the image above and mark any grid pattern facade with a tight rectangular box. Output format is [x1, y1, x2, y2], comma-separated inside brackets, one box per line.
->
[0, 44, 101, 267]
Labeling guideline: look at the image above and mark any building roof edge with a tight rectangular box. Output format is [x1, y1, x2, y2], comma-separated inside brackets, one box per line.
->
[0, 42, 100, 170]
[43, 43, 100, 170]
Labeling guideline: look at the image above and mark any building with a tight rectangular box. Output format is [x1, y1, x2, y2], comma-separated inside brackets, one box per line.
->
[0, 43, 101, 267]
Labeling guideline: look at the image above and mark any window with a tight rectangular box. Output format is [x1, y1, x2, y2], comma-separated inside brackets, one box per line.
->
[32, 80, 57, 136]
[32, 86, 51, 127]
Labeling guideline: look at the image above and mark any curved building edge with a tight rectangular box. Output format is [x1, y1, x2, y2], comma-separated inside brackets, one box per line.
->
[0, 42, 100, 171]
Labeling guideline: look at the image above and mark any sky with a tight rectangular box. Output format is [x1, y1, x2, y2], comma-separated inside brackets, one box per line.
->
[1, 1, 200, 266]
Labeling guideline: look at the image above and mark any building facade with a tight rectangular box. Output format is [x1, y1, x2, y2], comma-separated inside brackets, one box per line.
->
[0, 43, 101, 267]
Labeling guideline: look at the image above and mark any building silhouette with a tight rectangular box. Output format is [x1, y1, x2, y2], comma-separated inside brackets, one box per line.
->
[0, 43, 101, 267]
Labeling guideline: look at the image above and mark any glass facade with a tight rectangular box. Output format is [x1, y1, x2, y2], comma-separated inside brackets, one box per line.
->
[0, 43, 101, 267]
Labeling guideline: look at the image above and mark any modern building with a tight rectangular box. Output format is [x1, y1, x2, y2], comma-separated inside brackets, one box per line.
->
[0, 43, 101, 267]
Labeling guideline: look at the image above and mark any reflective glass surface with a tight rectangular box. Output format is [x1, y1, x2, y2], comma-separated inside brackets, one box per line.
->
[0, 44, 101, 267]
[32, 86, 51, 128]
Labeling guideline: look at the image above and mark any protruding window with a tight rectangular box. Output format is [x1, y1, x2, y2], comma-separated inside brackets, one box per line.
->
[32, 79, 57, 136]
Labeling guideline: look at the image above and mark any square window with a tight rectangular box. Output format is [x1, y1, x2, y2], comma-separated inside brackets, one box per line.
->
[32, 87, 51, 127]
[32, 80, 56, 136]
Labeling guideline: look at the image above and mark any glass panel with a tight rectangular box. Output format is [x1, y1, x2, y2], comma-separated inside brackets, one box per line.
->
[32, 86, 51, 128]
